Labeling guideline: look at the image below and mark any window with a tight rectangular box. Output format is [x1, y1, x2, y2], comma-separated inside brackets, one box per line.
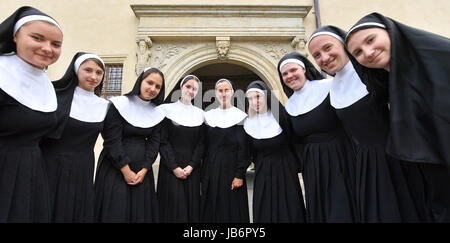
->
[101, 64, 123, 99]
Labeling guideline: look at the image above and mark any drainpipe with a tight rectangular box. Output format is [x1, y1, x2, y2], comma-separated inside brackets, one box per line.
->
[314, 0, 322, 28]
[313, 0, 328, 76]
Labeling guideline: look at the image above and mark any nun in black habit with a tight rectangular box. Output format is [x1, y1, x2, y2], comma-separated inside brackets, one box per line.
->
[345, 13, 450, 222]
[278, 52, 357, 223]
[94, 67, 165, 223]
[309, 25, 426, 223]
[201, 78, 250, 223]
[158, 74, 205, 223]
[40, 52, 109, 223]
[0, 6, 63, 222]
[243, 80, 306, 223]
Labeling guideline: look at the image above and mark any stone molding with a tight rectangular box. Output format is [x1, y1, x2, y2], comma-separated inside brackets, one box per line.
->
[131, 4, 311, 18]
[152, 39, 290, 103]
[130, 4, 313, 104]
[99, 54, 128, 64]
[131, 4, 311, 37]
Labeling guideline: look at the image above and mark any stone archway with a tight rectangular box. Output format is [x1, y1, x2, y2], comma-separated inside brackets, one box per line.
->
[192, 63, 261, 110]
[131, 4, 313, 104]
[155, 40, 290, 104]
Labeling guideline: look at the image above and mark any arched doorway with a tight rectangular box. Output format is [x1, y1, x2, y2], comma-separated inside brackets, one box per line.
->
[191, 63, 262, 110]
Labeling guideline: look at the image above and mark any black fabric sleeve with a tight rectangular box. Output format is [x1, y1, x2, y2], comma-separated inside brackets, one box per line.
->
[0, 89, 6, 104]
[286, 114, 304, 173]
[189, 123, 206, 169]
[158, 118, 179, 171]
[100, 104, 131, 170]
[245, 133, 255, 164]
[143, 121, 162, 169]
[234, 125, 251, 179]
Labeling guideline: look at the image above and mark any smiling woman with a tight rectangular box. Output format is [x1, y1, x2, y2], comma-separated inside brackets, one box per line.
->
[40, 52, 109, 223]
[308, 25, 427, 223]
[13, 20, 63, 69]
[94, 67, 166, 222]
[139, 71, 163, 101]
[277, 52, 358, 223]
[243, 80, 306, 223]
[201, 78, 250, 223]
[0, 6, 63, 222]
[346, 27, 391, 71]
[157, 74, 204, 223]
[77, 58, 105, 92]
[345, 12, 450, 223]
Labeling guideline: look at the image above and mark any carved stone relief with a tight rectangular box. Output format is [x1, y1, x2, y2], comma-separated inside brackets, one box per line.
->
[135, 36, 153, 75]
[291, 36, 307, 56]
[254, 42, 290, 62]
[216, 37, 230, 61]
[151, 43, 189, 70]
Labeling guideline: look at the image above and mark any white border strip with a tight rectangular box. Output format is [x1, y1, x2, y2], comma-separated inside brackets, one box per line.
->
[13, 15, 62, 36]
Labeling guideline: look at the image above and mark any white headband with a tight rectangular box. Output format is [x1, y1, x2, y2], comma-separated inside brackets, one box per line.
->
[308, 31, 344, 44]
[215, 78, 234, 93]
[13, 15, 62, 36]
[346, 22, 386, 39]
[74, 54, 105, 74]
[246, 88, 265, 95]
[143, 67, 159, 73]
[279, 58, 305, 72]
[180, 75, 200, 88]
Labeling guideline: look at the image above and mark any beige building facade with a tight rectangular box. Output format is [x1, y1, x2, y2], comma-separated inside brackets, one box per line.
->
[2, 0, 449, 100]
[2, 0, 449, 159]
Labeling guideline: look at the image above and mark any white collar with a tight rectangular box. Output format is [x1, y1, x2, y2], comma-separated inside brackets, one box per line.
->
[159, 100, 204, 127]
[69, 86, 110, 123]
[330, 61, 369, 109]
[285, 78, 333, 116]
[0, 54, 57, 112]
[204, 106, 247, 128]
[109, 95, 165, 128]
[244, 111, 282, 139]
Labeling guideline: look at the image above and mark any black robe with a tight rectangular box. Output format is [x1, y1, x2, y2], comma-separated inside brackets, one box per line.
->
[346, 12, 450, 166]
[94, 105, 160, 223]
[0, 89, 56, 222]
[0, 6, 60, 223]
[289, 95, 357, 223]
[201, 124, 250, 223]
[40, 52, 106, 223]
[346, 12, 450, 223]
[158, 118, 204, 223]
[247, 131, 306, 223]
[41, 118, 102, 222]
[336, 95, 423, 223]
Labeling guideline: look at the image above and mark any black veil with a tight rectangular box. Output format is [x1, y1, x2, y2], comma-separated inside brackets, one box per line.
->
[0, 6, 59, 54]
[126, 67, 166, 106]
[346, 12, 450, 165]
[276, 52, 324, 98]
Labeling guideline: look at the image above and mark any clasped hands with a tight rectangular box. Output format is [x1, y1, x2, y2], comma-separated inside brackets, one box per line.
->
[172, 165, 244, 190]
[173, 165, 193, 179]
[121, 164, 148, 185]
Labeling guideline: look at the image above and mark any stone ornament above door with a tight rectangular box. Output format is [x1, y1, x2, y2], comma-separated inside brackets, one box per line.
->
[130, 4, 313, 103]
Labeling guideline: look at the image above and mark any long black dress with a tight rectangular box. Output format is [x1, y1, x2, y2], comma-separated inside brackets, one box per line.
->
[41, 117, 103, 222]
[290, 95, 357, 223]
[94, 105, 161, 223]
[0, 89, 56, 222]
[201, 111, 250, 223]
[248, 130, 306, 223]
[158, 118, 204, 222]
[40, 52, 108, 223]
[346, 13, 450, 223]
[336, 95, 420, 222]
